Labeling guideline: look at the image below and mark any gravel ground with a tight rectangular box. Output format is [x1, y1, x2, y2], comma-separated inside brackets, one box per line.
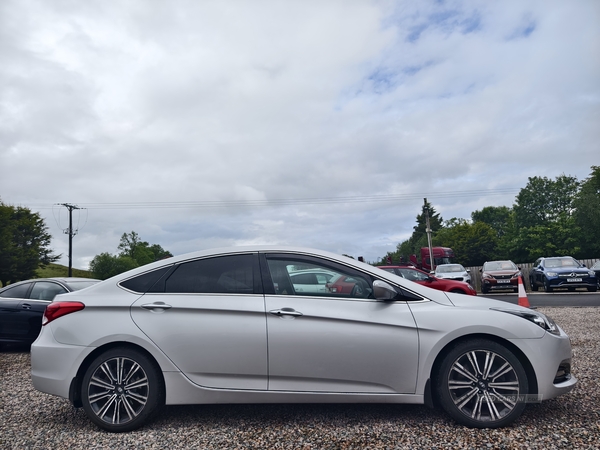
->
[1, 307, 598, 449]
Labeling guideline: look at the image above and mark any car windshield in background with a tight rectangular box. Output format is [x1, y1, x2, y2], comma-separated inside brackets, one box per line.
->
[484, 261, 517, 271]
[544, 257, 579, 268]
[436, 264, 465, 273]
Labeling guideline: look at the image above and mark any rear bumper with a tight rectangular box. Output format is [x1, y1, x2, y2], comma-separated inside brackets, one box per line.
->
[30, 326, 93, 400]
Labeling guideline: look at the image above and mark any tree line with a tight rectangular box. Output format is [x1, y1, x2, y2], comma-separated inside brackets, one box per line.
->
[379, 166, 600, 267]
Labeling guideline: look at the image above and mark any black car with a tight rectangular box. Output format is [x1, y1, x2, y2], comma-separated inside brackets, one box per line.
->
[0, 277, 100, 346]
[592, 260, 600, 288]
[529, 257, 597, 292]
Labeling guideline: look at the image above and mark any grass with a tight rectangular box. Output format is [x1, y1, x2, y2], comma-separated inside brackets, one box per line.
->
[35, 263, 95, 279]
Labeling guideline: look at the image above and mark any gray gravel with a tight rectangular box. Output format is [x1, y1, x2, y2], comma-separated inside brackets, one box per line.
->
[1, 307, 599, 449]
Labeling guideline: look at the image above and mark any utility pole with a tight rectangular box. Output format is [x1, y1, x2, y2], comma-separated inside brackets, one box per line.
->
[59, 203, 81, 277]
[424, 198, 435, 273]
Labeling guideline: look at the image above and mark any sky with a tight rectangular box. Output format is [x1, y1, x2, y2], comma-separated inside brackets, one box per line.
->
[1, 0, 599, 268]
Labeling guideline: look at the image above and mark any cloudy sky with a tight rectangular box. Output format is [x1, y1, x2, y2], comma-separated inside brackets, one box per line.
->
[1, 0, 598, 268]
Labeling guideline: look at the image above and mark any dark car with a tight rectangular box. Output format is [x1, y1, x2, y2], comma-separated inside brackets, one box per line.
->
[480, 260, 522, 294]
[378, 265, 476, 295]
[591, 260, 600, 288]
[529, 257, 597, 292]
[0, 277, 100, 346]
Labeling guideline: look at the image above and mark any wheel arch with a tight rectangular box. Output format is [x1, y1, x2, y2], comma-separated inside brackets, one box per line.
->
[427, 333, 538, 408]
[69, 341, 166, 408]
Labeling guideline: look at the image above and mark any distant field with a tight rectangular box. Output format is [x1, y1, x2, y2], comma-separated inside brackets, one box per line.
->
[36, 263, 94, 279]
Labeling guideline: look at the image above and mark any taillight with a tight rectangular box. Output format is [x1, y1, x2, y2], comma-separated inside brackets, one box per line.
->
[42, 301, 85, 325]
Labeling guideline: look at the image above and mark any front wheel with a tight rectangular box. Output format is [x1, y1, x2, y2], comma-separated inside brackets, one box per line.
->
[588, 286, 598, 292]
[544, 279, 553, 293]
[81, 347, 164, 432]
[436, 339, 528, 428]
[529, 278, 538, 291]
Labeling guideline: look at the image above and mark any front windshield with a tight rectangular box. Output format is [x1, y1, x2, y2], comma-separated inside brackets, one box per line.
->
[544, 257, 578, 268]
[484, 261, 517, 271]
[437, 265, 464, 273]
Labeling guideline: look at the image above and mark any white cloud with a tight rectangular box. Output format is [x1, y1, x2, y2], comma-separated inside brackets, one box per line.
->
[0, 0, 598, 267]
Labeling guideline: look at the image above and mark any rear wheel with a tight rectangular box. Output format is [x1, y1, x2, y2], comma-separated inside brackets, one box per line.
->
[436, 339, 528, 428]
[81, 347, 164, 432]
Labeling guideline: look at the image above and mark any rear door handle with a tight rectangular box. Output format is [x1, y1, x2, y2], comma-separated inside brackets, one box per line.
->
[269, 308, 303, 317]
[141, 302, 172, 311]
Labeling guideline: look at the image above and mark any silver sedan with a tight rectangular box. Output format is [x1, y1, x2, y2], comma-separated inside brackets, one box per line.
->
[31, 246, 576, 432]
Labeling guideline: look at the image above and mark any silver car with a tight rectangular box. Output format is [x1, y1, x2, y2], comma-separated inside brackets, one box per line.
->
[433, 263, 471, 285]
[31, 246, 576, 432]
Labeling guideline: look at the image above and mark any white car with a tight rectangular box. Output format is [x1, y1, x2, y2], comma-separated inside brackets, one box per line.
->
[31, 246, 576, 432]
[434, 264, 471, 284]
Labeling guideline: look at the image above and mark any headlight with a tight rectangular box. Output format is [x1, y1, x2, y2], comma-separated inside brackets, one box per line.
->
[589, 271, 595, 277]
[512, 271, 522, 279]
[491, 308, 560, 335]
[546, 271, 558, 277]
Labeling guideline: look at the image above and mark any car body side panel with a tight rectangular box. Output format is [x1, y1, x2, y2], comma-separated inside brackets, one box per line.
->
[407, 301, 575, 400]
[162, 371, 425, 405]
[265, 296, 419, 393]
[130, 293, 268, 390]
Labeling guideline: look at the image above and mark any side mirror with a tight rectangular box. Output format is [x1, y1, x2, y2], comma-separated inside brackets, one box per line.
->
[373, 280, 398, 300]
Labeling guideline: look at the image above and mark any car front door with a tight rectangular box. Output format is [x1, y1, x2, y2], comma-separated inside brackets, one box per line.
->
[263, 254, 419, 394]
[131, 253, 268, 390]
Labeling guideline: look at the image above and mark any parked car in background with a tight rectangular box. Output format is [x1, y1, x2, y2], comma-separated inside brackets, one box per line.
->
[433, 264, 471, 285]
[31, 246, 575, 432]
[289, 269, 336, 294]
[0, 277, 100, 346]
[480, 261, 521, 294]
[591, 260, 600, 288]
[529, 256, 597, 292]
[378, 265, 476, 295]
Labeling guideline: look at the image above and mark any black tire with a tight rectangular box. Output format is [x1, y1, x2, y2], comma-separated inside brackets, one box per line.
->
[81, 347, 164, 432]
[435, 339, 528, 428]
[588, 286, 598, 292]
[529, 278, 538, 292]
[544, 279, 553, 293]
[481, 286, 489, 294]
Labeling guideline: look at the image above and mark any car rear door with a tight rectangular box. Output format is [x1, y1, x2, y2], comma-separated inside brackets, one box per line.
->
[263, 254, 420, 394]
[0, 282, 33, 341]
[130, 253, 268, 390]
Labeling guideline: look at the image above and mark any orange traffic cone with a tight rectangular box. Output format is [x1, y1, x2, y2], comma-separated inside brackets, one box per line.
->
[517, 276, 531, 308]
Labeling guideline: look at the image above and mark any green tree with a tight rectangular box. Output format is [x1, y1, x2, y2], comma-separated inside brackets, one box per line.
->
[512, 174, 580, 261]
[433, 219, 498, 266]
[90, 231, 172, 279]
[118, 231, 172, 265]
[0, 202, 59, 287]
[89, 253, 139, 280]
[471, 206, 513, 239]
[514, 175, 579, 228]
[573, 166, 600, 257]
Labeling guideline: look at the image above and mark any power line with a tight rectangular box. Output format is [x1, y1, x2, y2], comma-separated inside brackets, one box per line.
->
[25, 188, 520, 211]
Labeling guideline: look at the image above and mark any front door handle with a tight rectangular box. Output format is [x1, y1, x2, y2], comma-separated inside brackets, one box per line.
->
[21, 303, 32, 310]
[141, 302, 172, 311]
[269, 308, 303, 317]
